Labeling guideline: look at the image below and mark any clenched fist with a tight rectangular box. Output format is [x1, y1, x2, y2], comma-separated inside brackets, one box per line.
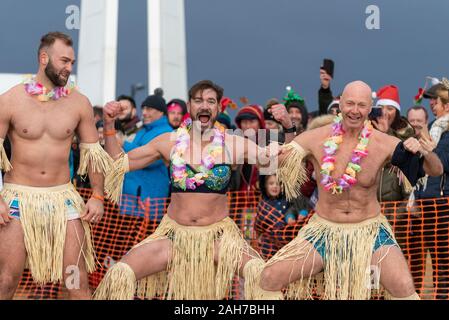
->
[103, 101, 125, 125]
[403, 137, 424, 155]
[269, 104, 292, 129]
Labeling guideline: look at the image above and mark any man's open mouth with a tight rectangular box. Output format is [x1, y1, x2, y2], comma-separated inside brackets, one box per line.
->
[198, 113, 211, 124]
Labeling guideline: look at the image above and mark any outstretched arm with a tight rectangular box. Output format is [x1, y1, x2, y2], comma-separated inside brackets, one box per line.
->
[389, 135, 443, 186]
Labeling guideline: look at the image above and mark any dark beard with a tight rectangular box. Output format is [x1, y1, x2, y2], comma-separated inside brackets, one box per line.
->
[45, 59, 69, 87]
[120, 112, 133, 123]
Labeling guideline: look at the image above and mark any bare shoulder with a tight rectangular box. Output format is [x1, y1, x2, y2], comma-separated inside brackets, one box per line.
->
[71, 89, 92, 112]
[371, 129, 400, 152]
[294, 124, 331, 151]
[0, 84, 24, 114]
[1, 84, 24, 101]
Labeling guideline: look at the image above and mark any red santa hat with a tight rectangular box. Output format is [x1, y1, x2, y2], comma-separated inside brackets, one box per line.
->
[375, 85, 401, 111]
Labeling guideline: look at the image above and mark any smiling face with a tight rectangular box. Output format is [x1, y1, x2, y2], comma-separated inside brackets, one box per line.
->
[117, 99, 136, 121]
[407, 107, 428, 138]
[339, 81, 373, 130]
[431, 94, 449, 119]
[265, 175, 281, 198]
[141, 106, 164, 124]
[288, 107, 303, 128]
[41, 39, 75, 87]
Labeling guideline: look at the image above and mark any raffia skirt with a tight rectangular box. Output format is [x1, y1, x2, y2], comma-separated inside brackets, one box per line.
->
[266, 213, 399, 300]
[94, 214, 280, 300]
[0, 182, 95, 285]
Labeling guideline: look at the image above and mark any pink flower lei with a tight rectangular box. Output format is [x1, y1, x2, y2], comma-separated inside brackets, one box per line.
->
[320, 114, 373, 194]
[171, 115, 225, 190]
[23, 75, 75, 102]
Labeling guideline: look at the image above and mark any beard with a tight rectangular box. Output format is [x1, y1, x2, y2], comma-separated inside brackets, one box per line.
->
[45, 59, 69, 87]
[119, 111, 133, 122]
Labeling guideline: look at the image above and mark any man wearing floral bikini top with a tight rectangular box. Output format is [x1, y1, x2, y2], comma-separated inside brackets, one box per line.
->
[94, 80, 295, 300]
[260, 80, 443, 300]
[0, 32, 111, 299]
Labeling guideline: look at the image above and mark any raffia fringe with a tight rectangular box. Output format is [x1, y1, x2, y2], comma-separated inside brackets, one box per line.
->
[97, 215, 258, 300]
[77, 142, 112, 176]
[93, 262, 136, 300]
[389, 292, 420, 300]
[276, 141, 309, 201]
[266, 214, 397, 300]
[0, 138, 12, 172]
[0, 183, 96, 285]
[136, 215, 251, 300]
[390, 165, 413, 194]
[104, 153, 129, 205]
[243, 259, 284, 300]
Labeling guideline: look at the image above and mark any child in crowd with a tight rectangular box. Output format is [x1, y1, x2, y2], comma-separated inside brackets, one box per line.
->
[254, 174, 308, 259]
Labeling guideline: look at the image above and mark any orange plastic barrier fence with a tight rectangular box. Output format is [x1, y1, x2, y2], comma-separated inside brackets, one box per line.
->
[12, 189, 449, 300]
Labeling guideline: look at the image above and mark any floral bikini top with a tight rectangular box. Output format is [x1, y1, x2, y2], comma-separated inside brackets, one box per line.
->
[170, 120, 232, 194]
[170, 162, 232, 194]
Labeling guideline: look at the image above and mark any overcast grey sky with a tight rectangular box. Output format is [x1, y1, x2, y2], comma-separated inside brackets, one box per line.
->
[1, 0, 448, 120]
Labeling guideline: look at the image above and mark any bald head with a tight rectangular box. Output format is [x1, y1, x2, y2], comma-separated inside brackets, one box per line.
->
[339, 81, 373, 129]
[342, 81, 373, 104]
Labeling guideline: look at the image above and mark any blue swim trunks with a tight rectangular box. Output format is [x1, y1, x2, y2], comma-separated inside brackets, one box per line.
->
[306, 217, 398, 261]
[9, 198, 80, 221]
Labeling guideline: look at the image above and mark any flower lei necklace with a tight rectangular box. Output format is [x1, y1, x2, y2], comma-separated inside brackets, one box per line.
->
[171, 115, 225, 190]
[23, 75, 75, 102]
[320, 115, 373, 194]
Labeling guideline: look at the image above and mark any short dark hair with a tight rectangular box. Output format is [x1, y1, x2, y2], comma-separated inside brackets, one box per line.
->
[406, 105, 429, 121]
[38, 32, 73, 59]
[117, 95, 136, 109]
[188, 80, 224, 103]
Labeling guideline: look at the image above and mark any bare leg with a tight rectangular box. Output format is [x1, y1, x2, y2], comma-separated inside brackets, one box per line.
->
[93, 238, 172, 299]
[63, 220, 91, 300]
[371, 245, 417, 298]
[260, 239, 323, 291]
[120, 238, 172, 280]
[0, 220, 27, 299]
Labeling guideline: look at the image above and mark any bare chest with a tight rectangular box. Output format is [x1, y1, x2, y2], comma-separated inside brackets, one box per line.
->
[10, 96, 79, 140]
[311, 137, 387, 188]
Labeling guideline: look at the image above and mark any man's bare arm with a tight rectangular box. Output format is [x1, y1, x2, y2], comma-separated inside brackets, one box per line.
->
[0, 94, 11, 139]
[0, 93, 12, 225]
[126, 132, 171, 171]
[76, 96, 105, 198]
[102, 101, 124, 160]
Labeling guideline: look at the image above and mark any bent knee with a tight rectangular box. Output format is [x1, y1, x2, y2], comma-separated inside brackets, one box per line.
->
[387, 276, 416, 298]
[260, 266, 285, 291]
[0, 273, 21, 297]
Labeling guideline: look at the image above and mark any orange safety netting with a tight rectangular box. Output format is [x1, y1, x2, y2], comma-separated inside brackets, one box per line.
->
[12, 189, 449, 300]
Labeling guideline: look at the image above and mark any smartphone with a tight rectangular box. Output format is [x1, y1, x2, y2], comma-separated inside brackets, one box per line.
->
[368, 107, 382, 121]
